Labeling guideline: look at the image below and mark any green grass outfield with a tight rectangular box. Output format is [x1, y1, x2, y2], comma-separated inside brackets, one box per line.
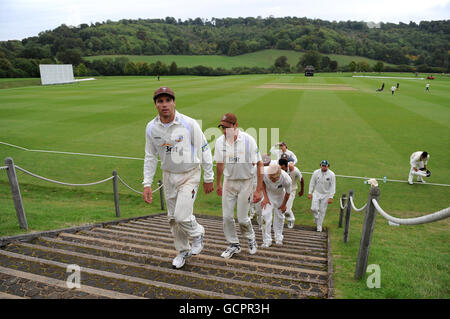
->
[84, 49, 395, 69]
[0, 73, 449, 298]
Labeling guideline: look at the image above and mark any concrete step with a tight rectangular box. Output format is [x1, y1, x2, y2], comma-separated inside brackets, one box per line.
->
[0, 265, 138, 299]
[117, 221, 327, 251]
[56, 232, 329, 284]
[133, 217, 328, 244]
[3, 242, 316, 299]
[76, 229, 328, 271]
[35, 236, 328, 291]
[0, 249, 242, 299]
[108, 223, 327, 250]
[0, 213, 333, 299]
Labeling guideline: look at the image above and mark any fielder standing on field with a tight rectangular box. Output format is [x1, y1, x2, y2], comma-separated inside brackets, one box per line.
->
[214, 113, 263, 259]
[308, 160, 336, 232]
[142, 87, 214, 269]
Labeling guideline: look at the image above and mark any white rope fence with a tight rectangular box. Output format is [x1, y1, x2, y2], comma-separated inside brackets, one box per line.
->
[15, 165, 114, 187]
[372, 199, 450, 226]
[340, 196, 348, 209]
[354, 185, 450, 279]
[349, 196, 367, 212]
[3, 141, 450, 187]
[1, 157, 167, 230]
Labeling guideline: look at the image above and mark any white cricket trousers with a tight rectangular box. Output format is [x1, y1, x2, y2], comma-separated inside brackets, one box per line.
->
[162, 165, 204, 252]
[222, 178, 256, 245]
[285, 191, 296, 224]
[311, 192, 330, 229]
[261, 199, 285, 245]
[408, 164, 427, 183]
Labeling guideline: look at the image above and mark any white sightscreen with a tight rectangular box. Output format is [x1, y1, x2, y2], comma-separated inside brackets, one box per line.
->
[39, 64, 74, 85]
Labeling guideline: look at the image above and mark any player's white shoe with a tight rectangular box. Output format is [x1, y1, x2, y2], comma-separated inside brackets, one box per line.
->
[221, 244, 241, 259]
[172, 250, 192, 269]
[248, 239, 257, 255]
[261, 242, 272, 248]
[191, 234, 204, 255]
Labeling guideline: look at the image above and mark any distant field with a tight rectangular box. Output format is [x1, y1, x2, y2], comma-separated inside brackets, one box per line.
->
[84, 49, 395, 69]
[0, 73, 449, 298]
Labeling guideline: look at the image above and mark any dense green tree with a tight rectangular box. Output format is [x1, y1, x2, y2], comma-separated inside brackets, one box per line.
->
[373, 61, 384, 72]
[298, 50, 322, 69]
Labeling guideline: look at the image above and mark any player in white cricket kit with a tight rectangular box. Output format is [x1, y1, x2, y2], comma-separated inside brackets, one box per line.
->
[260, 163, 292, 247]
[249, 154, 275, 221]
[279, 157, 304, 229]
[270, 142, 298, 164]
[308, 160, 336, 232]
[142, 87, 214, 269]
[215, 113, 263, 259]
[408, 151, 431, 184]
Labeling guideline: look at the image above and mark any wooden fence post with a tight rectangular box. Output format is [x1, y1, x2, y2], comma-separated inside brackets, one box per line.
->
[354, 185, 381, 280]
[158, 180, 165, 211]
[343, 189, 353, 243]
[112, 170, 120, 217]
[5, 157, 28, 230]
[338, 193, 346, 228]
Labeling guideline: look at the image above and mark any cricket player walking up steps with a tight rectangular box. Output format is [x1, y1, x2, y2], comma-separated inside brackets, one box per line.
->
[260, 163, 292, 247]
[270, 142, 298, 164]
[214, 113, 263, 259]
[249, 154, 275, 221]
[279, 157, 304, 229]
[408, 151, 431, 185]
[142, 87, 214, 269]
[308, 160, 336, 232]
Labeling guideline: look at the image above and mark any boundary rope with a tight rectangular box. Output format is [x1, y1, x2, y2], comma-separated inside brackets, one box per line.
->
[2, 141, 450, 187]
[15, 165, 114, 187]
[5, 163, 165, 195]
[349, 196, 367, 212]
[372, 199, 450, 225]
[340, 196, 348, 210]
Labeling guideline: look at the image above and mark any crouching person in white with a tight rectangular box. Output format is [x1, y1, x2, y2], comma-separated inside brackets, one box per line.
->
[408, 151, 430, 184]
[279, 158, 304, 229]
[142, 87, 214, 269]
[308, 160, 336, 232]
[215, 113, 263, 259]
[260, 163, 292, 247]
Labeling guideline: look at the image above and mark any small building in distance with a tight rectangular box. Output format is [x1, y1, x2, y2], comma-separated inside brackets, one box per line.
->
[305, 65, 314, 76]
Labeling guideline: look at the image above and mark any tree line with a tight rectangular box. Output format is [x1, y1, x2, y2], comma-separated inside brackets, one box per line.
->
[1, 17, 448, 77]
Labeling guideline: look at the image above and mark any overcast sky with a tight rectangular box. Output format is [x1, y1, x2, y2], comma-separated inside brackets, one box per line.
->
[1, 0, 449, 41]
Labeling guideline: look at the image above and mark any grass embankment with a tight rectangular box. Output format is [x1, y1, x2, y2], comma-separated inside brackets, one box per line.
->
[85, 49, 395, 69]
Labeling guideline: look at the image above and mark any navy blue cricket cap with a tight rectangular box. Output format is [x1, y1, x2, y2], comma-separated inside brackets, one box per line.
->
[320, 160, 329, 167]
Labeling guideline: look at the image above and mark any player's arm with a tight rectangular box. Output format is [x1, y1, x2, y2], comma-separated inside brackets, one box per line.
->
[298, 177, 304, 197]
[253, 160, 263, 203]
[216, 162, 224, 196]
[261, 181, 270, 209]
[328, 173, 336, 204]
[308, 171, 316, 200]
[143, 130, 158, 204]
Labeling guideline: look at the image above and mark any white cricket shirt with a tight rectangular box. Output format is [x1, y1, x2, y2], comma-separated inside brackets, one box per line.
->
[214, 131, 262, 180]
[263, 170, 292, 205]
[410, 151, 429, 168]
[288, 166, 303, 192]
[308, 168, 336, 199]
[143, 111, 214, 187]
